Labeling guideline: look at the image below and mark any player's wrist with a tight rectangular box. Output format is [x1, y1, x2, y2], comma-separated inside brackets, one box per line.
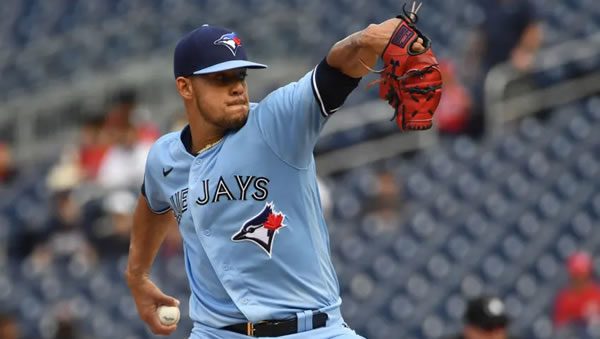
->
[125, 268, 151, 285]
[357, 26, 378, 54]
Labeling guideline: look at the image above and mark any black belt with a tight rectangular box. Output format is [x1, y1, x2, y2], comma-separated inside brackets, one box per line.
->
[222, 312, 328, 337]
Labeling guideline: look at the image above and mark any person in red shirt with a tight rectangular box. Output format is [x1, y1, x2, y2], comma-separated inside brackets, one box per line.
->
[553, 251, 600, 327]
[434, 60, 472, 135]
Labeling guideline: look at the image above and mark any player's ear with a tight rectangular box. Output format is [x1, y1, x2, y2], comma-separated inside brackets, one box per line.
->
[176, 76, 194, 100]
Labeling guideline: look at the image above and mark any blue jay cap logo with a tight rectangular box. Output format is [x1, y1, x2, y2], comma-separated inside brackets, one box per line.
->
[214, 32, 243, 56]
[173, 25, 267, 78]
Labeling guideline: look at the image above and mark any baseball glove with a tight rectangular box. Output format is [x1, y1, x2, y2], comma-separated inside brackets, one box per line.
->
[368, 3, 443, 131]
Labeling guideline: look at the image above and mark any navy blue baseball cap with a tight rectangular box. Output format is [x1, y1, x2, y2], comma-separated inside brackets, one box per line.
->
[173, 24, 267, 78]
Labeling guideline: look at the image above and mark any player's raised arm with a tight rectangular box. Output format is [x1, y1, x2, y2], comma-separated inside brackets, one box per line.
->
[326, 18, 410, 79]
[125, 195, 180, 336]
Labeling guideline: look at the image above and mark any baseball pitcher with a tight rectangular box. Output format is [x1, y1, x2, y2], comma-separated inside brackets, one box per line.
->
[126, 3, 442, 338]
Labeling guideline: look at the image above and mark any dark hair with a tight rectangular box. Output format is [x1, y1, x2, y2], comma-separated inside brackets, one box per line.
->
[464, 296, 509, 331]
[54, 319, 78, 339]
[111, 88, 138, 105]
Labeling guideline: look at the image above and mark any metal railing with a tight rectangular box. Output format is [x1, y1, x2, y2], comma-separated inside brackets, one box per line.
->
[484, 32, 600, 136]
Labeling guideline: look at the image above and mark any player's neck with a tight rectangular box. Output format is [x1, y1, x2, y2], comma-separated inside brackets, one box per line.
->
[189, 124, 225, 154]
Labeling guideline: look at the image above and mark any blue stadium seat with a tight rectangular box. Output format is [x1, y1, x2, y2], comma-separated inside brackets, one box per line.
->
[535, 253, 560, 281]
[553, 172, 579, 200]
[405, 273, 431, 300]
[574, 152, 599, 180]
[371, 253, 398, 283]
[409, 210, 438, 240]
[392, 234, 419, 262]
[503, 171, 531, 199]
[525, 152, 552, 180]
[501, 234, 526, 262]
[463, 212, 491, 240]
[519, 117, 545, 141]
[388, 292, 414, 322]
[516, 211, 542, 239]
[425, 253, 451, 281]
[537, 192, 562, 220]
[497, 135, 528, 162]
[444, 234, 472, 262]
[405, 172, 434, 200]
[570, 211, 594, 240]
[450, 136, 479, 161]
[590, 192, 600, 218]
[454, 171, 481, 200]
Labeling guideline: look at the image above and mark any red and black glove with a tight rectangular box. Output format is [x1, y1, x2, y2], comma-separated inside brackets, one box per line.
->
[378, 5, 443, 131]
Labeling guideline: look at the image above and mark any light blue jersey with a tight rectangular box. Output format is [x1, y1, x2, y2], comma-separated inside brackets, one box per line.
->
[143, 67, 362, 338]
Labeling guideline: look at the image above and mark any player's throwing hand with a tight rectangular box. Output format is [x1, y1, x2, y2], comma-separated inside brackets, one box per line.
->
[126, 274, 180, 336]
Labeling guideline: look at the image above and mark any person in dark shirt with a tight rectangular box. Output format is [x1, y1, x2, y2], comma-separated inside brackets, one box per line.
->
[475, 0, 542, 73]
[446, 296, 520, 339]
[465, 0, 543, 137]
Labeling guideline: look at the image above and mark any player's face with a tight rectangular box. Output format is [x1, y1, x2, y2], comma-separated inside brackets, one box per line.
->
[464, 326, 508, 339]
[190, 69, 250, 130]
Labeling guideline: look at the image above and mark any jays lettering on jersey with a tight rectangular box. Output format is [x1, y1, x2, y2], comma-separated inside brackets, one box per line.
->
[141, 60, 359, 328]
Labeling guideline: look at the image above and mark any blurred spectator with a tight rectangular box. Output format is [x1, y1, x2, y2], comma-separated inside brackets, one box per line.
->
[10, 162, 87, 259]
[88, 190, 137, 258]
[465, 0, 542, 137]
[78, 115, 111, 181]
[104, 88, 159, 144]
[53, 319, 79, 339]
[435, 60, 472, 135]
[96, 123, 150, 191]
[362, 171, 404, 232]
[553, 251, 600, 328]
[471, 0, 542, 73]
[446, 296, 519, 339]
[30, 187, 97, 271]
[0, 143, 17, 185]
[0, 312, 20, 339]
[51, 301, 82, 339]
[104, 88, 139, 131]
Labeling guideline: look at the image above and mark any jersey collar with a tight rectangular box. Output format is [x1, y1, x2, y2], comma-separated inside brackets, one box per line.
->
[180, 125, 195, 156]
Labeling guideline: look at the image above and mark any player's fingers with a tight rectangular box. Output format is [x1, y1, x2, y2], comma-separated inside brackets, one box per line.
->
[411, 41, 425, 53]
[148, 318, 178, 336]
[150, 289, 180, 307]
[140, 309, 178, 335]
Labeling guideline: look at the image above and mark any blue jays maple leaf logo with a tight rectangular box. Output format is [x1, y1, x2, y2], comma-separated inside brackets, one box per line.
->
[231, 202, 286, 257]
[214, 32, 242, 56]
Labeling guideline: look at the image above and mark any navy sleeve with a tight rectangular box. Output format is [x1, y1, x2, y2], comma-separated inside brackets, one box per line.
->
[312, 58, 361, 116]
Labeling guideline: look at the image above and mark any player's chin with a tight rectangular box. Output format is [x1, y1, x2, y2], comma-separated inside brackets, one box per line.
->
[224, 105, 249, 129]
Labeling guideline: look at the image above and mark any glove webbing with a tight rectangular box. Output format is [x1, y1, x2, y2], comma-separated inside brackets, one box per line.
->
[385, 60, 441, 129]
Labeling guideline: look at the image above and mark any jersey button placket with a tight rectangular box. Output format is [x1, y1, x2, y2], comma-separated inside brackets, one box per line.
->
[203, 229, 211, 237]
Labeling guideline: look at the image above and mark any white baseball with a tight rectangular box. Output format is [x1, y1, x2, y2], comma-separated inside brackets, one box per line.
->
[157, 306, 180, 326]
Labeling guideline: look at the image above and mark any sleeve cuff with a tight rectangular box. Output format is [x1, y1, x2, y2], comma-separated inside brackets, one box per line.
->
[311, 58, 361, 117]
[141, 182, 171, 215]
